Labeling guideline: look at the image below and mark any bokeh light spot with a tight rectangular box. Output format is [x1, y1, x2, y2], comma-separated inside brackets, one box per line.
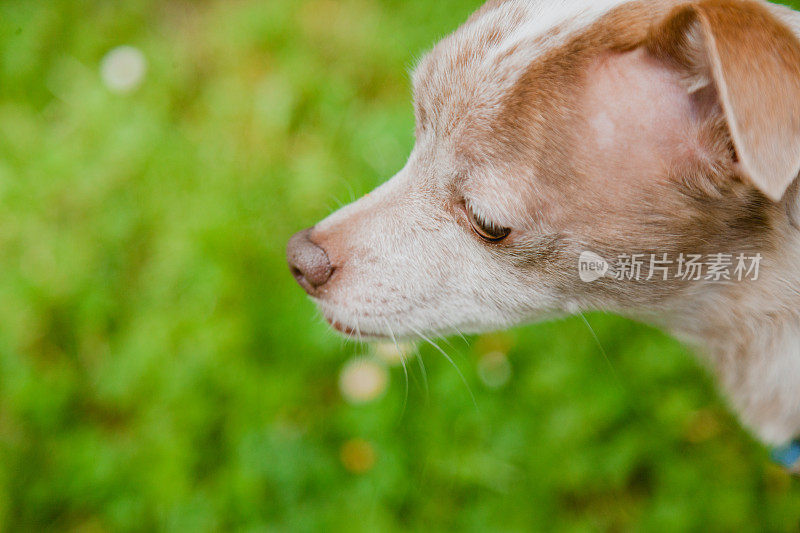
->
[339, 358, 389, 404]
[373, 341, 416, 367]
[477, 351, 512, 389]
[100, 45, 147, 94]
[340, 438, 377, 474]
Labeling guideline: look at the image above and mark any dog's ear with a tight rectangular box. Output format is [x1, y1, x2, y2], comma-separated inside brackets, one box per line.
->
[648, 0, 800, 202]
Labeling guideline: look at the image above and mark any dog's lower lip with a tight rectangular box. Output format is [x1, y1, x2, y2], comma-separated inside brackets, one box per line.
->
[326, 317, 388, 339]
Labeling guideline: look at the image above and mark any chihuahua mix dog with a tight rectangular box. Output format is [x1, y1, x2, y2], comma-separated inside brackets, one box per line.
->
[287, 0, 800, 457]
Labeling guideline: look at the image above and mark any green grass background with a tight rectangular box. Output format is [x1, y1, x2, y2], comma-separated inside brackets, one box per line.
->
[0, 0, 799, 530]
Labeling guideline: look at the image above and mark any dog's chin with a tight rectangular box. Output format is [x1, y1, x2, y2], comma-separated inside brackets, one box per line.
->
[325, 316, 392, 341]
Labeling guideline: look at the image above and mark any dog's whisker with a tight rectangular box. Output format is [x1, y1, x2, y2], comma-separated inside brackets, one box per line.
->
[442, 318, 470, 347]
[311, 308, 344, 349]
[328, 192, 349, 211]
[341, 180, 357, 205]
[578, 311, 623, 389]
[323, 199, 337, 213]
[411, 325, 477, 411]
[354, 316, 364, 347]
[439, 334, 457, 351]
[384, 318, 409, 420]
[452, 325, 470, 346]
[413, 343, 429, 402]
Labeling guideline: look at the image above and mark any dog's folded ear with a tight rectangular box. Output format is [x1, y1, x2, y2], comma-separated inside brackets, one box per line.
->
[648, 0, 800, 202]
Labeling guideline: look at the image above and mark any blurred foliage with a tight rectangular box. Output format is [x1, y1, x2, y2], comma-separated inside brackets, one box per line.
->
[0, 0, 798, 531]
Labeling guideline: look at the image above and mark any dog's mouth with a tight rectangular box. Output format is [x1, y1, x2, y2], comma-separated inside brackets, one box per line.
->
[325, 316, 390, 340]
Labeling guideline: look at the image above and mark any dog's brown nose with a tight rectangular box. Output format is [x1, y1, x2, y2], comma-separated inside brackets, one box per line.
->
[287, 228, 333, 294]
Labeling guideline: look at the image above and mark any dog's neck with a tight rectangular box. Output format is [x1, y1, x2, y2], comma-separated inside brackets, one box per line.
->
[668, 227, 800, 445]
[708, 2, 800, 447]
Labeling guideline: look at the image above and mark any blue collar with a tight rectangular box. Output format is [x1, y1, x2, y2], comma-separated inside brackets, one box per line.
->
[772, 439, 800, 473]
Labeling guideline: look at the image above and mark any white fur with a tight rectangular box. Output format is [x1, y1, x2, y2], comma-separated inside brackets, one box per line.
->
[490, 0, 632, 56]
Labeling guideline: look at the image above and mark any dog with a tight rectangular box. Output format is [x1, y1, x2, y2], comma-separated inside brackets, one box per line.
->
[287, 0, 800, 461]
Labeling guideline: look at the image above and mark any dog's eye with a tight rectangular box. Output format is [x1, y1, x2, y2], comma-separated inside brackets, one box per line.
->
[466, 202, 510, 242]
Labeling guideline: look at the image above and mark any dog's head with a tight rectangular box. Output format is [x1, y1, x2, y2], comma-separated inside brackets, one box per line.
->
[287, 0, 800, 340]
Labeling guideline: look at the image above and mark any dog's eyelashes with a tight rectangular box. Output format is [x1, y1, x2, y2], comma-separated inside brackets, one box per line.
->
[465, 202, 511, 242]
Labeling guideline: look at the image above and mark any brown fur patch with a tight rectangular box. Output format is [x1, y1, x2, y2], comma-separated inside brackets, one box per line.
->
[443, 1, 786, 309]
